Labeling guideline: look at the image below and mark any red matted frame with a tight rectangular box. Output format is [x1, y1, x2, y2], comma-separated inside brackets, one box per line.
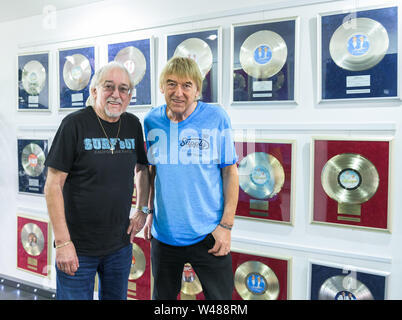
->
[231, 250, 290, 300]
[235, 139, 295, 224]
[178, 264, 206, 300]
[311, 137, 392, 231]
[127, 237, 151, 300]
[17, 214, 51, 277]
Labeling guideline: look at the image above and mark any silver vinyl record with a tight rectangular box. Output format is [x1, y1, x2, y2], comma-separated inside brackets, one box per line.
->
[21, 223, 45, 256]
[129, 243, 146, 280]
[329, 17, 389, 71]
[21, 60, 46, 95]
[321, 153, 379, 204]
[174, 38, 213, 78]
[181, 263, 203, 296]
[238, 152, 285, 200]
[318, 275, 374, 300]
[21, 143, 46, 177]
[234, 261, 280, 300]
[114, 46, 146, 86]
[239, 30, 287, 79]
[63, 53, 92, 91]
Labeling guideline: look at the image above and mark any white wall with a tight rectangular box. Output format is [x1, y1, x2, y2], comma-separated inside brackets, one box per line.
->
[0, 0, 401, 299]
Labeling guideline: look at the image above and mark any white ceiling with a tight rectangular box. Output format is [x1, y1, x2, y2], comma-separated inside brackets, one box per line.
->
[0, 0, 106, 23]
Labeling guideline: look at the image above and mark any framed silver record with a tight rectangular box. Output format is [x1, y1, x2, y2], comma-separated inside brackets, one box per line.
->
[108, 37, 154, 108]
[58, 45, 96, 110]
[166, 27, 222, 105]
[17, 52, 50, 111]
[309, 260, 389, 300]
[230, 17, 299, 104]
[317, 5, 399, 102]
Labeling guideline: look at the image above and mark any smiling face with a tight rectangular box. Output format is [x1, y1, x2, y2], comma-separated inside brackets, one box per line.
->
[92, 67, 132, 122]
[161, 74, 200, 122]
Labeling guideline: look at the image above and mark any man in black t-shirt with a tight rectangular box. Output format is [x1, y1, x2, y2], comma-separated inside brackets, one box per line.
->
[44, 61, 150, 300]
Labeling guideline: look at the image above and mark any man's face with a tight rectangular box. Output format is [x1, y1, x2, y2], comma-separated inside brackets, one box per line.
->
[92, 68, 132, 120]
[161, 74, 200, 117]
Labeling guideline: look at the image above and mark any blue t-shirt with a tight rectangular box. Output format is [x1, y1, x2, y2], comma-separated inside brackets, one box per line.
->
[144, 101, 238, 246]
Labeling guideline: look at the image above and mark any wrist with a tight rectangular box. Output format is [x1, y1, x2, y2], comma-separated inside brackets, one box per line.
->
[218, 222, 233, 231]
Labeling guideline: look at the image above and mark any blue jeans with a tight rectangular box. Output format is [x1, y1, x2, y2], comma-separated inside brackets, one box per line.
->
[56, 244, 132, 300]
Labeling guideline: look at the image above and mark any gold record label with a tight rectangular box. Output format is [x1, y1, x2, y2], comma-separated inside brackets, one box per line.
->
[63, 53, 92, 91]
[21, 143, 46, 177]
[114, 46, 146, 86]
[174, 38, 213, 78]
[129, 243, 146, 280]
[21, 60, 46, 95]
[181, 263, 203, 296]
[329, 17, 389, 71]
[238, 152, 285, 200]
[318, 275, 374, 300]
[321, 153, 379, 204]
[239, 30, 287, 79]
[20, 223, 45, 256]
[234, 261, 279, 300]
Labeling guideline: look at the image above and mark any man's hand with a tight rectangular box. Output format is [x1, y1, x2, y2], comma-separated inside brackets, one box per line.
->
[143, 214, 153, 240]
[127, 210, 147, 243]
[56, 242, 79, 276]
[208, 225, 231, 256]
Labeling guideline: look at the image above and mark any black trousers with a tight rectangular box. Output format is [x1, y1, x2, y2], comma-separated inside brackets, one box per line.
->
[151, 234, 234, 300]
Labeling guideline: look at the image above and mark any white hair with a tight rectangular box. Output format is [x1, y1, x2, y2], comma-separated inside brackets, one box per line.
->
[85, 61, 134, 107]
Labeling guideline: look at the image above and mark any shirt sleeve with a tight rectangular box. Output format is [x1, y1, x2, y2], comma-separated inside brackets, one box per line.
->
[135, 119, 148, 165]
[44, 117, 78, 173]
[218, 110, 238, 168]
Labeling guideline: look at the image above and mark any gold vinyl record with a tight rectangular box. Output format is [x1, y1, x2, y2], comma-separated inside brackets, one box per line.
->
[234, 261, 279, 300]
[21, 143, 45, 177]
[114, 46, 146, 86]
[318, 275, 374, 300]
[21, 223, 44, 256]
[321, 153, 379, 204]
[239, 30, 287, 79]
[63, 53, 92, 91]
[238, 152, 285, 200]
[129, 243, 146, 280]
[21, 60, 46, 95]
[181, 263, 203, 296]
[329, 17, 389, 71]
[174, 38, 213, 78]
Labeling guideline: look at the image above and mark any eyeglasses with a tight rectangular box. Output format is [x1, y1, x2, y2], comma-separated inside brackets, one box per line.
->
[101, 82, 131, 95]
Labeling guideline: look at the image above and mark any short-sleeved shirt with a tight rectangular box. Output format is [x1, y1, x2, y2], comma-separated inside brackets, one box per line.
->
[144, 101, 237, 246]
[45, 106, 147, 256]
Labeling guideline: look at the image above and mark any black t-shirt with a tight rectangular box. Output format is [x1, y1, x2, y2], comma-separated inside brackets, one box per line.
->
[45, 106, 147, 256]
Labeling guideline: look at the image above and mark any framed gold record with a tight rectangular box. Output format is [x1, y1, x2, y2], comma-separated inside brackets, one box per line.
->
[310, 136, 392, 231]
[231, 249, 291, 300]
[235, 137, 295, 225]
[17, 213, 52, 278]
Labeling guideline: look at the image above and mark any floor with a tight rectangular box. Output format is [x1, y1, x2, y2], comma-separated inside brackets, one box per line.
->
[0, 275, 56, 300]
[0, 284, 52, 300]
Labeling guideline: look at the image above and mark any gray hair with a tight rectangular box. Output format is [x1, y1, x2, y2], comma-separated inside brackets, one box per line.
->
[86, 61, 134, 107]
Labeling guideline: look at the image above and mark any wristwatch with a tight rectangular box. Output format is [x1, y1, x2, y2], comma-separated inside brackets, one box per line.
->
[136, 205, 153, 214]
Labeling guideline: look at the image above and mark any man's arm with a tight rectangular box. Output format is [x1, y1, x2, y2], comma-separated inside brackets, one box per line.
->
[208, 163, 239, 256]
[127, 163, 150, 242]
[143, 165, 156, 240]
[44, 167, 79, 276]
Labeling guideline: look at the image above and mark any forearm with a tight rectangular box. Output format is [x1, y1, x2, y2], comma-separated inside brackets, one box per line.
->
[135, 164, 150, 207]
[220, 164, 239, 227]
[44, 178, 70, 245]
[148, 165, 156, 209]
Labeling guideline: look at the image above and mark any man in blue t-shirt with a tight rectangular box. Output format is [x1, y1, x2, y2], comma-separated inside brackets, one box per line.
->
[143, 57, 239, 300]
